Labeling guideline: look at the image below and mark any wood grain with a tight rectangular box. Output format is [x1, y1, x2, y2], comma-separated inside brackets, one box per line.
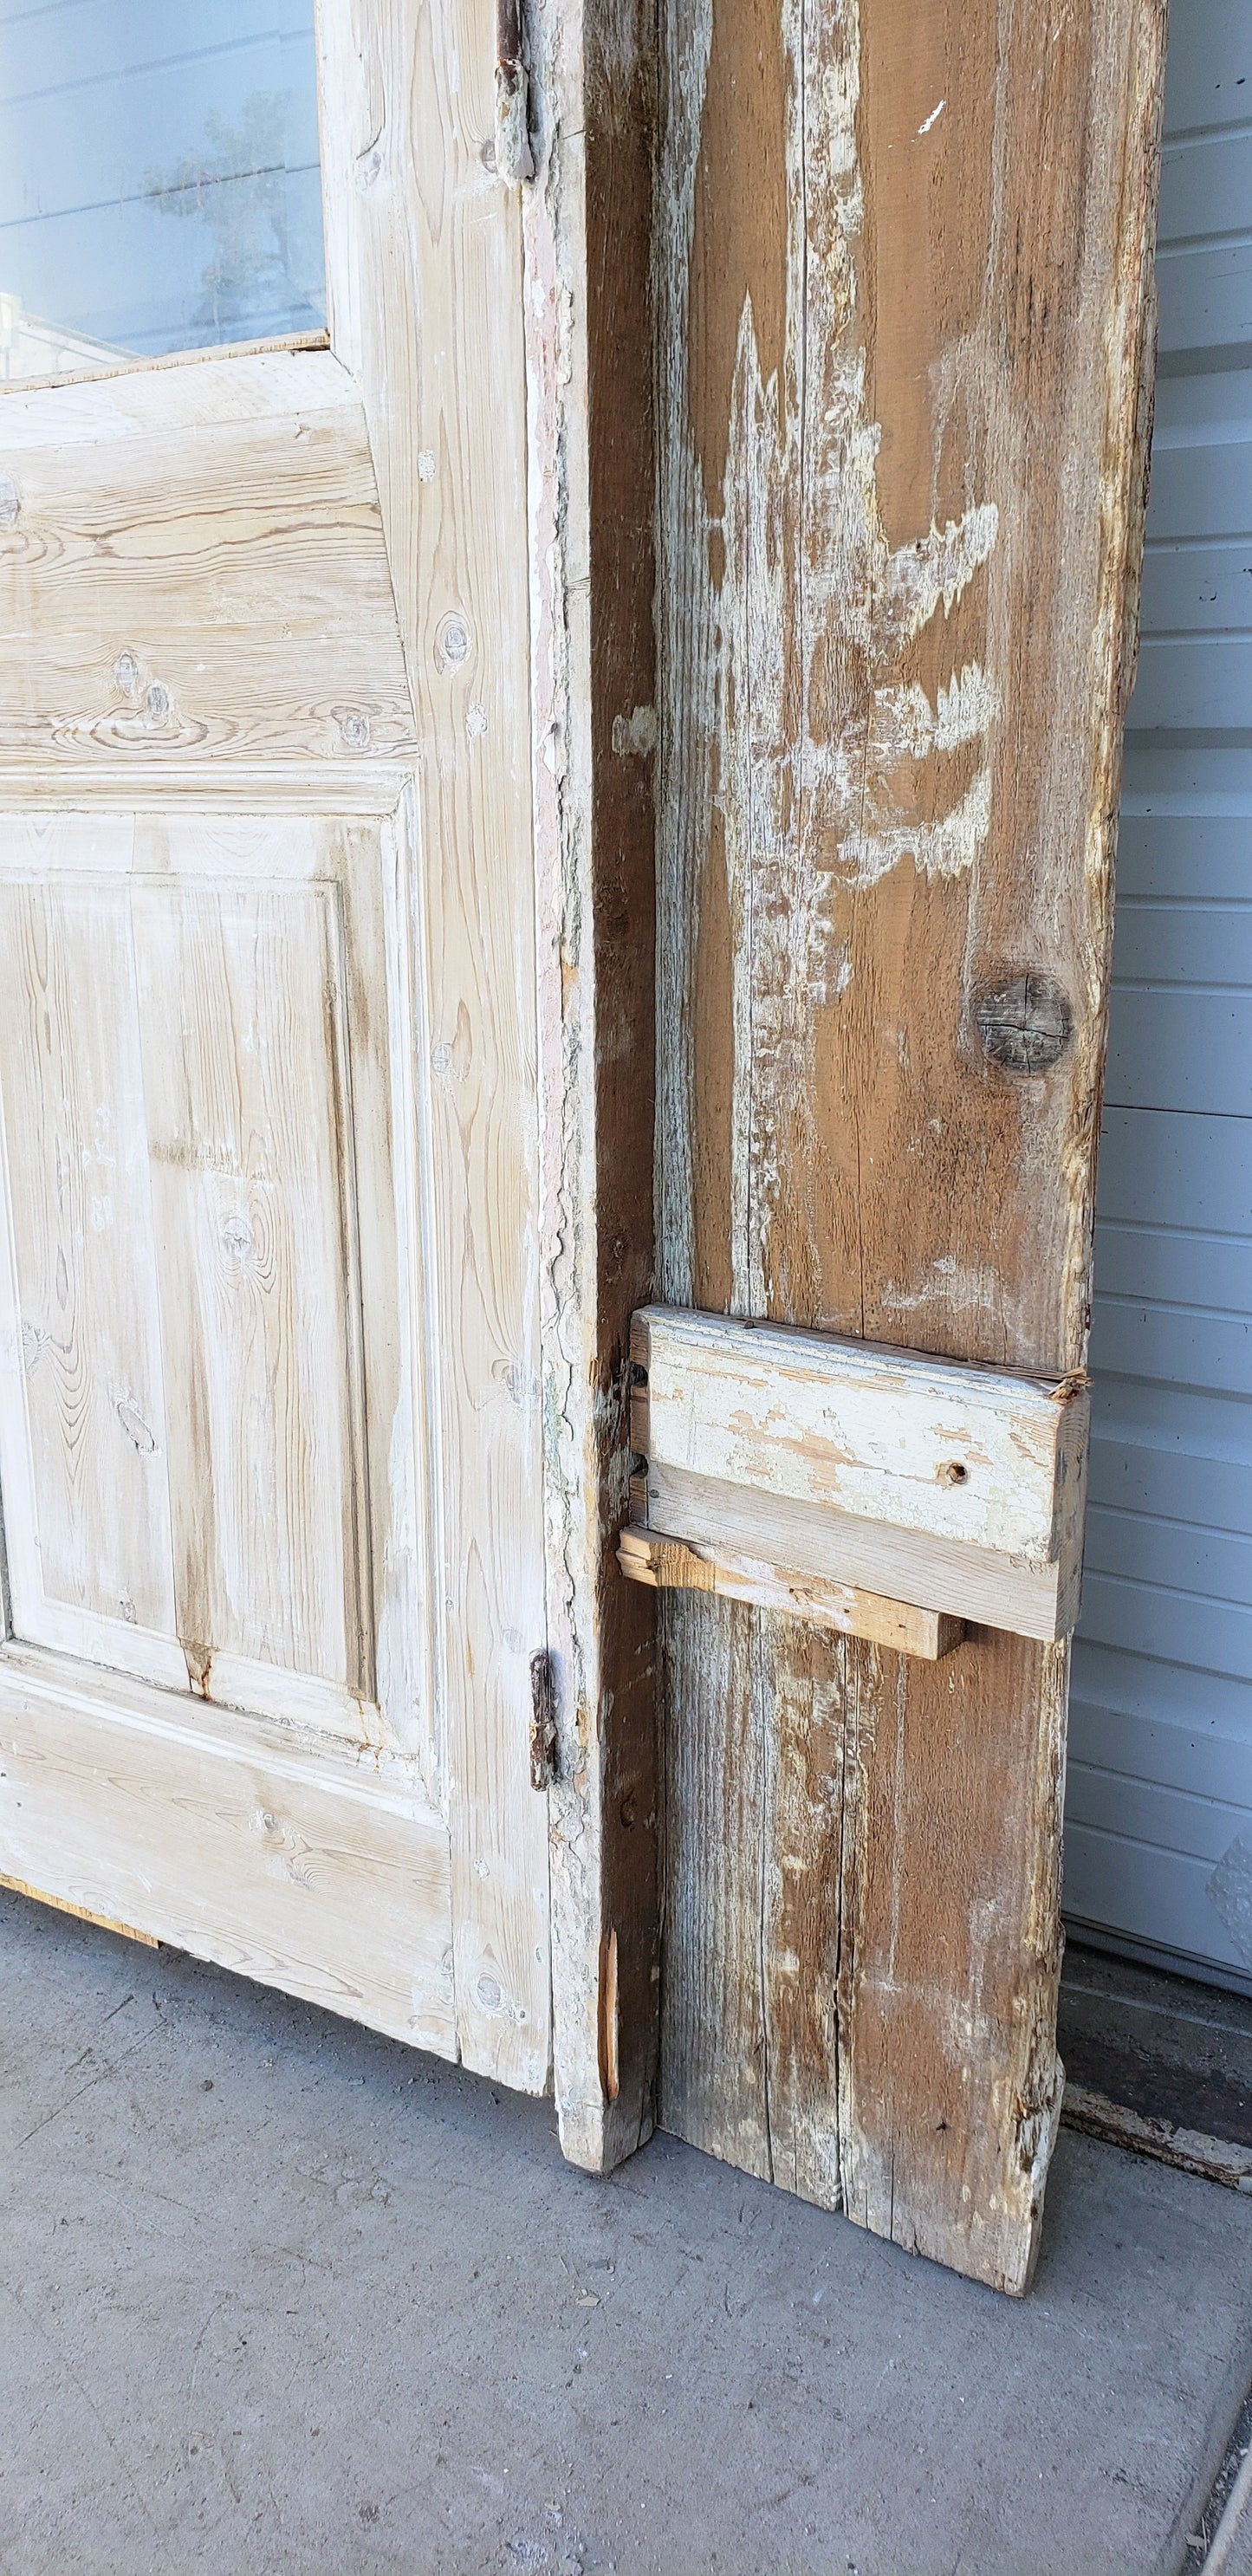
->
[0, 0, 557, 2099]
[618, 1527, 963, 1659]
[0, 810, 431, 1762]
[317, 0, 552, 2089]
[133, 879, 370, 1702]
[0, 1643, 456, 2054]
[0, 352, 415, 767]
[632, 1304, 1089, 1581]
[517, 0, 661, 2169]
[639, 1463, 1074, 1641]
[654, 0, 1165, 2287]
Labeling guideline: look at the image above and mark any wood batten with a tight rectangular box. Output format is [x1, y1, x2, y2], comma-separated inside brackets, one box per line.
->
[624, 1305, 1088, 1646]
[653, 0, 1165, 2291]
[618, 1528, 963, 1662]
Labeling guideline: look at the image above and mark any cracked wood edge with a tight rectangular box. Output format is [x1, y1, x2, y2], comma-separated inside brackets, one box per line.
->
[618, 1528, 963, 1661]
[522, 0, 660, 2167]
[654, 0, 1167, 2289]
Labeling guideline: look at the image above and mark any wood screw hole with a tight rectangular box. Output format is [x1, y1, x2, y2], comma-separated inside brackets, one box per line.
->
[938, 1460, 969, 1485]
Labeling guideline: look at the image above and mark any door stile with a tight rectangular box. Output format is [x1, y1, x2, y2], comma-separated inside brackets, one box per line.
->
[315, 0, 553, 2086]
[520, 0, 662, 2167]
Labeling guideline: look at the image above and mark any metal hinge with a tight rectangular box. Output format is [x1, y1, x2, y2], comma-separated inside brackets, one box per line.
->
[529, 1646, 558, 1791]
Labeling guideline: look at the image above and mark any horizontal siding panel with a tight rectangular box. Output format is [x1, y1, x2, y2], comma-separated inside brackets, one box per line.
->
[1070, 1655, 1252, 1786]
[1147, 442, 1252, 543]
[1066, 1759, 1248, 1865]
[1089, 1410, 1252, 1534]
[1088, 1373, 1252, 1451]
[1104, 988, 1252, 1113]
[1092, 1219, 1252, 1313]
[1159, 0, 1252, 138]
[1121, 744, 1252, 807]
[1139, 542, 1252, 634]
[1107, 886, 1252, 968]
[1087, 1298, 1252, 1392]
[1064, 1826, 1250, 1980]
[1088, 1445, 1252, 1538]
[1130, 633, 1252, 727]
[1084, 1503, 1252, 1603]
[1115, 813, 1252, 898]
[1159, 128, 1252, 243]
[1157, 243, 1252, 357]
[1078, 1568, 1252, 1678]
[1095, 1107, 1252, 1232]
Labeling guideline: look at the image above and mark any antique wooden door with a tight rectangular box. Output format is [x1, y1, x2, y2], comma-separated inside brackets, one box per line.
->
[0, 0, 553, 2090]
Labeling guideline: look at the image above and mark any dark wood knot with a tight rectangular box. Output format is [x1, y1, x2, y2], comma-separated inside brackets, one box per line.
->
[974, 973, 1072, 1075]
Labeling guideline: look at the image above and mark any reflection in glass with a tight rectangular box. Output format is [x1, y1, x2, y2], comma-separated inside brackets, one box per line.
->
[0, 3, 326, 383]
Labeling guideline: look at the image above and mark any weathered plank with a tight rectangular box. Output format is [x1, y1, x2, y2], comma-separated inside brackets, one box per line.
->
[654, 0, 1165, 2287]
[631, 1304, 1088, 1629]
[618, 1526, 963, 1659]
[521, 0, 661, 2168]
[638, 1464, 1072, 1641]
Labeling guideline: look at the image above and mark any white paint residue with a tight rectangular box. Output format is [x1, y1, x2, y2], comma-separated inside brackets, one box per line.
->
[658, 0, 1002, 1307]
[611, 703, 658, 758]
[918, 98, 945, 135]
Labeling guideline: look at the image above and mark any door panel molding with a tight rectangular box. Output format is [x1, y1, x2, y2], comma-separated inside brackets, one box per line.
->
[0, 0, 555, 2092]
[0, 1641, 457, 2055]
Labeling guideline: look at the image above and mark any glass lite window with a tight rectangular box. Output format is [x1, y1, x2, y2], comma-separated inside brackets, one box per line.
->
[0, 3, 327, 382]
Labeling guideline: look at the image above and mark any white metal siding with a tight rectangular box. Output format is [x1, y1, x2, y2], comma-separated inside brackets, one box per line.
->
[1063, 0, 1252, 1985]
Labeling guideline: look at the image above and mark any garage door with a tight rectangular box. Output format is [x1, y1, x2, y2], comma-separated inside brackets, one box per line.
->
[1064, 0, 1252, 1989]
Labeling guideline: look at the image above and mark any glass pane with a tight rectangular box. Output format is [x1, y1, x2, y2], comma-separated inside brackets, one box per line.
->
[0, 3, 326, 383]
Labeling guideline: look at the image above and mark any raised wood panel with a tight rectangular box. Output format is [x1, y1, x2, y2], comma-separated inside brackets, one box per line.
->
[0, 868, 176, 1651]
[0, 809, 431, 1767]
[0, 1645, 457, 2057]
[654, 0, 1164, 2290]
[0, 350, 415, 768]
[133, 878, 370, 1700]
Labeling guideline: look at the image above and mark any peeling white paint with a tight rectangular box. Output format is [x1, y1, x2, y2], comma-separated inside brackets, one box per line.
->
[611, 703, 658, 757]
[656, 0, 1000, 1307]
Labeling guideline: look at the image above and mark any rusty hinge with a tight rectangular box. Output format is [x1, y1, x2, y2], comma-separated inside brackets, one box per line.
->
[529, 1646, 558, 1791]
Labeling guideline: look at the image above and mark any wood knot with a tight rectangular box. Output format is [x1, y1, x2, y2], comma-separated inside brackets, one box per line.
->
[973, 973, 1072, 1074]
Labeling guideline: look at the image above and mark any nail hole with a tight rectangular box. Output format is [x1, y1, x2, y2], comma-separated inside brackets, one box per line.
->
[938, 1460, 969, 1486]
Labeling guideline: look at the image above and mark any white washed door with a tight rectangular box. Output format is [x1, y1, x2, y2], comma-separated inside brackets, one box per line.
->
[0, 0, 551, 2086]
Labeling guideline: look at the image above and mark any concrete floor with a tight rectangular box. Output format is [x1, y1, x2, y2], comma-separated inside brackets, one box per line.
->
[2, 1889, 1251, 2576]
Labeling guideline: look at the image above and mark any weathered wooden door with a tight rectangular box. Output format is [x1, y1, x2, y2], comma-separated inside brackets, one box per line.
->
[643, 0, 1168, 2291]
[0, 0, 553, 2089]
